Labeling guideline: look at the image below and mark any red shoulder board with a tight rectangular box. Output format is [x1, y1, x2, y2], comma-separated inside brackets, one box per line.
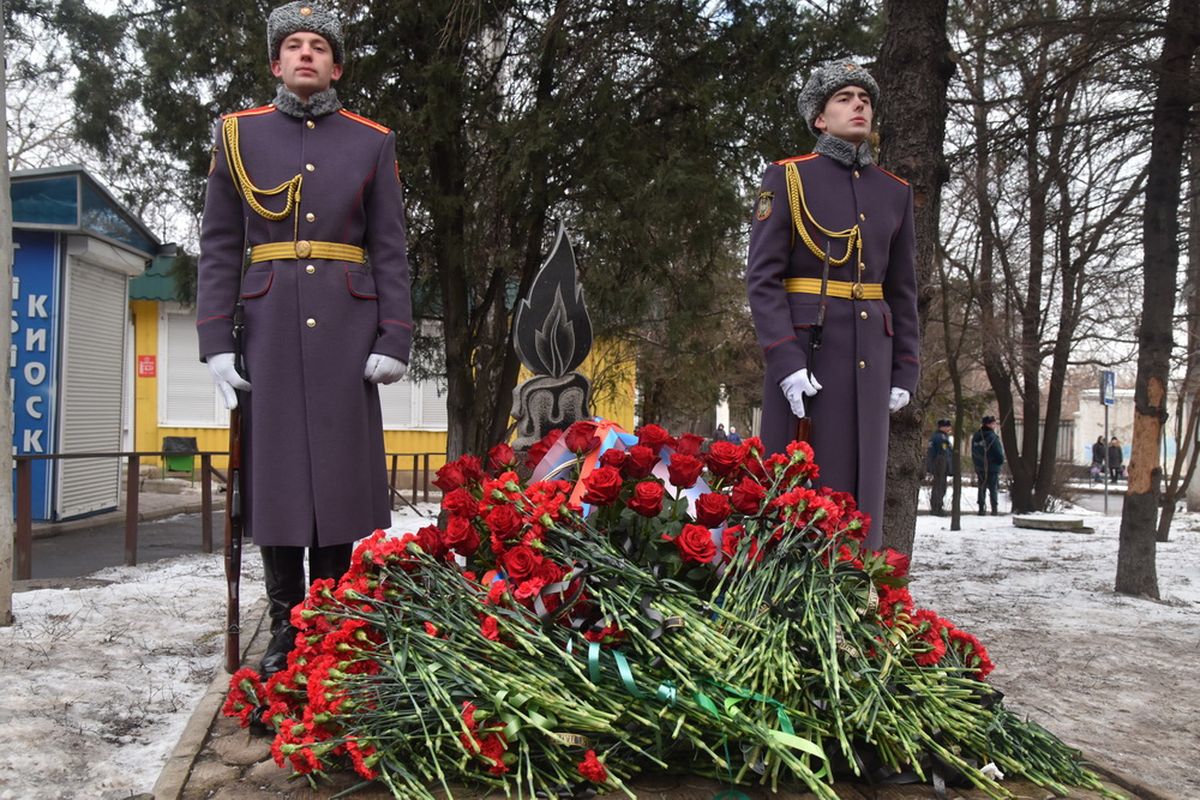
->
[876, 166, 909, 186]
[773, 153, 818, 166]
[222, 105, 275, 120]
[339, 109, 390, 134]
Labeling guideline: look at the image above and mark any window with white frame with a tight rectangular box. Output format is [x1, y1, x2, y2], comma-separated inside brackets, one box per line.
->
[158, 306, 447, 430]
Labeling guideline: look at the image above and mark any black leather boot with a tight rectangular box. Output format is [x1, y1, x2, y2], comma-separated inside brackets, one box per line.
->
[260, 546, 306, 676]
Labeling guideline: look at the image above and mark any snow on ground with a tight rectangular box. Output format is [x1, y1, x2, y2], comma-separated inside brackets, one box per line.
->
[908, 495, 1200, 797]
[1, 498, 1197, 799]
[0, 504, 439, 800]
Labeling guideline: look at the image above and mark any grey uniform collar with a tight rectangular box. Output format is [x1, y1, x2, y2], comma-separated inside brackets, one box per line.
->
[272, 85, 343, 119]
[813, 134, 874, 168]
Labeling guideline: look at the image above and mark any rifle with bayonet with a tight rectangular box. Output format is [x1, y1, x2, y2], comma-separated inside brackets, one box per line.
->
[796, 242, 830, 443]
[224, 299, 247, 674]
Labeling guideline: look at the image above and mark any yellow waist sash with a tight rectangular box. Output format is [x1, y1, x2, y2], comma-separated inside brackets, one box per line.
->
[249, 241, 366, 264]
[784, 277, 882, 300]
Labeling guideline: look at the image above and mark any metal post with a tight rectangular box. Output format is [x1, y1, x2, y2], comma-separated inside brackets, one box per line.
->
[411, 454, 419, 506]
[15, 459, 32, 580]
[422, 453, 430, 502]
[125, 455, 140, 566]
[201, 454, 213, 553]
[389, 454, 399, 507]
[1103, 405, 1109, 515]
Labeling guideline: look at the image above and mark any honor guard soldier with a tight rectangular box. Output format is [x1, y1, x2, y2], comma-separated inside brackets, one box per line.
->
[197, 1, 413, 675]
[745, 60, 919, 550]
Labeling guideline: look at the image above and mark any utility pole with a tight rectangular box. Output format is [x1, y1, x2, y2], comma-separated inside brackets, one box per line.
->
[1, 12, 17, 625]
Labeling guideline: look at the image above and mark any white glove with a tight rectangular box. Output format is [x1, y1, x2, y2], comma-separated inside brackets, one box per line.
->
[779, 368, 822, 419]
[207, 352, 251, 410]
[889, 387, 911, 413]
[364, 353, 407, 385]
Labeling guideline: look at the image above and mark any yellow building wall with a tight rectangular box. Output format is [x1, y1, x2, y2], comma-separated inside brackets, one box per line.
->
[132, 299, 633, 473]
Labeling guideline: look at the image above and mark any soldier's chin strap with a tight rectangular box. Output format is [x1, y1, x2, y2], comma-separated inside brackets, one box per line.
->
[222, 116, 304, 241]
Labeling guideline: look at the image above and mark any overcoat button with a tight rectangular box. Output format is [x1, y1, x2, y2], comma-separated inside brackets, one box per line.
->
[295, 240, 312, 258]
[306, 120, 315, 129]
[305, 163, 316, 172]
[306, 212, 316, 222]
[860, 310, 868, 320]
[859, 212, 866, 221]
[858, 360, 866, 369]
[306, 318, 317, 328]
[306, 265, 315, 274]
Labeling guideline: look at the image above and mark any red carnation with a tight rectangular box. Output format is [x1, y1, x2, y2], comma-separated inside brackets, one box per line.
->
[564, 420, 600, 454]
[577, 750, 608, 783]
[502, 545, 541, 581]
[693, 492, 731, 528]
[883, 548, 910, 579]
[635, 423, 674, 453]
[705, 440, 748, 477]
[730, 476, 767, 514]
[622, 445, 658, 479]
[912, 609, 949, 666]
[487, 443, 517, 472]
[675, 432, 705, 457]
[674, 523, 717, 564]
[667, 453, 705, 489]
[526, 428, 564, 469]
[444, 516, 481, 556]
[627, 480, 665, 517]
[581, 466, 623, 506]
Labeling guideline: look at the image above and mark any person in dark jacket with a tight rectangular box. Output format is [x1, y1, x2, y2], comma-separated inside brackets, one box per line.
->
[745, 60, 919, 550]
[197, 1, 413, 675]
[970, 415, 1004, 515]
[1108, 437, 1124, 481]
[1090, 436, 1106, 483]
[926, 419, 953, 516]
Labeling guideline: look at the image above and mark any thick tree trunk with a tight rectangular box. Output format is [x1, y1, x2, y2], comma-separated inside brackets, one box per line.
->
[0, 16, 15, 626]
[877, 0, 953, 554]
[1115, 0, 1200, 597]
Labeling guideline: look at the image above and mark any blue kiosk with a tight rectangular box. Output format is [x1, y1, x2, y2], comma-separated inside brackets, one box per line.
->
[10, 165, 171, 520]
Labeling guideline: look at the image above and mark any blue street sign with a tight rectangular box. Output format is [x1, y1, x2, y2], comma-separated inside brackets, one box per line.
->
[1100, 370, 1115, 406]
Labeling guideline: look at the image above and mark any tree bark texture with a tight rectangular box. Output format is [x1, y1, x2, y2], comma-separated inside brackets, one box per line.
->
[877, 0, 954, 554]
[1115, 0, 1200, 597]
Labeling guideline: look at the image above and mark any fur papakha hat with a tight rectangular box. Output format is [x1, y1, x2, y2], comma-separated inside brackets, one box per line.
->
[797, 59, 880, 136]
[268, 1, 345, 64]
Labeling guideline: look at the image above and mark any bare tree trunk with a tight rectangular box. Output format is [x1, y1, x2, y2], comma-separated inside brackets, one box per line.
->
[1115, 0, 1200, 597]
[1, 15, 15, 626]
[877, 0, 954, 555]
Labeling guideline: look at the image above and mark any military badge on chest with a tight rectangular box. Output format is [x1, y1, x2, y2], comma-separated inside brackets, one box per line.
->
[756, 190, 774, 221]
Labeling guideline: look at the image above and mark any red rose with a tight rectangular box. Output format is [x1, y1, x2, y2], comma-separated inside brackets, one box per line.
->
[581, 466, 623, 506]
[674, 523, 717, 564]
[598, 449, 627, 470]
[485, 505, 523, 540]
[730, 477, 767, 514]
[626, 480, 664, 517]
[433, 461, 466, 492]
[577, 750, 608, 783]
[635, 423, 674, 453]
[487, 443, 517, 472]
[442, 487, 479, 518]
[564, 420, 600, 454]
[622, 445, 658, 479]
[534, 558, 565, 585]
[693, 492, 731, 528]
[526, 428, 564, 469]
[705, 441, 748, 478]
[444, 516, 481, 555]
[458, 455, 485, 483]
[883, 548, 910, 579]
[415, 525, 447, 558]
[675, 432, 705, 457]
[502, 545, 541, 580]
[667, 453, 704, 489]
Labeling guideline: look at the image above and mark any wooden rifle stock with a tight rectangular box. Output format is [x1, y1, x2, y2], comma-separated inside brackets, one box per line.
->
[223, 404, 243, 674]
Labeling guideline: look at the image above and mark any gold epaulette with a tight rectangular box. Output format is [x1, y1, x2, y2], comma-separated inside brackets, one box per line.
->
[338, 109, 390, 134]
[222, 105, 275, 120]
[773, 153, 818, 166]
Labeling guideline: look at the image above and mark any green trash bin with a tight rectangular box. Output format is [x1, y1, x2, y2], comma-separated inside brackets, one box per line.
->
[163, 436, 198, 474]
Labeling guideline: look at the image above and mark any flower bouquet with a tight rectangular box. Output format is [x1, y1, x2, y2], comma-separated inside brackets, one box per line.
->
[224, 419, 1115, 799]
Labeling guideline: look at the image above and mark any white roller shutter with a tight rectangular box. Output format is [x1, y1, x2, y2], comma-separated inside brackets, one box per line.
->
[57, 258, 127, 518]
[160, 306, 226, 426]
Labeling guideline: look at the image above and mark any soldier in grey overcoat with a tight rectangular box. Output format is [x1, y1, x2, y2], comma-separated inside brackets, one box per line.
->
[745, 61, 919, 550]
[197, 1, 413, 674]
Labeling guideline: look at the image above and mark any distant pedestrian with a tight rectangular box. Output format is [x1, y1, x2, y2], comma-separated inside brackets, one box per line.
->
[712, 423, 727, 442]
[727, 426, 743, 445]
[1090, 436, 1106, 483]
[926, 418, 953, 516]
[970, 415, 1004, 515]
[1108, 437, 1124, 481]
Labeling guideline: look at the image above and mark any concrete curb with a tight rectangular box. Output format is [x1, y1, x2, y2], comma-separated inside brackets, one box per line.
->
[1082, 754, 1180, 800]
[152, 597, 269, 800]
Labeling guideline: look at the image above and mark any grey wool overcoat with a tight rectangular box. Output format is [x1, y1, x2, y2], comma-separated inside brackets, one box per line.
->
[196, 103, 413, 548]
[745, 152, 918, 550]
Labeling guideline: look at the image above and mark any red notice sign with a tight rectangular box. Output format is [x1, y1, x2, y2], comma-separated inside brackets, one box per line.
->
[137, 355, 157, 378]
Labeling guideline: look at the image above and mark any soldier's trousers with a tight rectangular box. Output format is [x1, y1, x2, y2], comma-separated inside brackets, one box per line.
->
[261, 541, 352, 634]
[976, 470, 999, 512]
